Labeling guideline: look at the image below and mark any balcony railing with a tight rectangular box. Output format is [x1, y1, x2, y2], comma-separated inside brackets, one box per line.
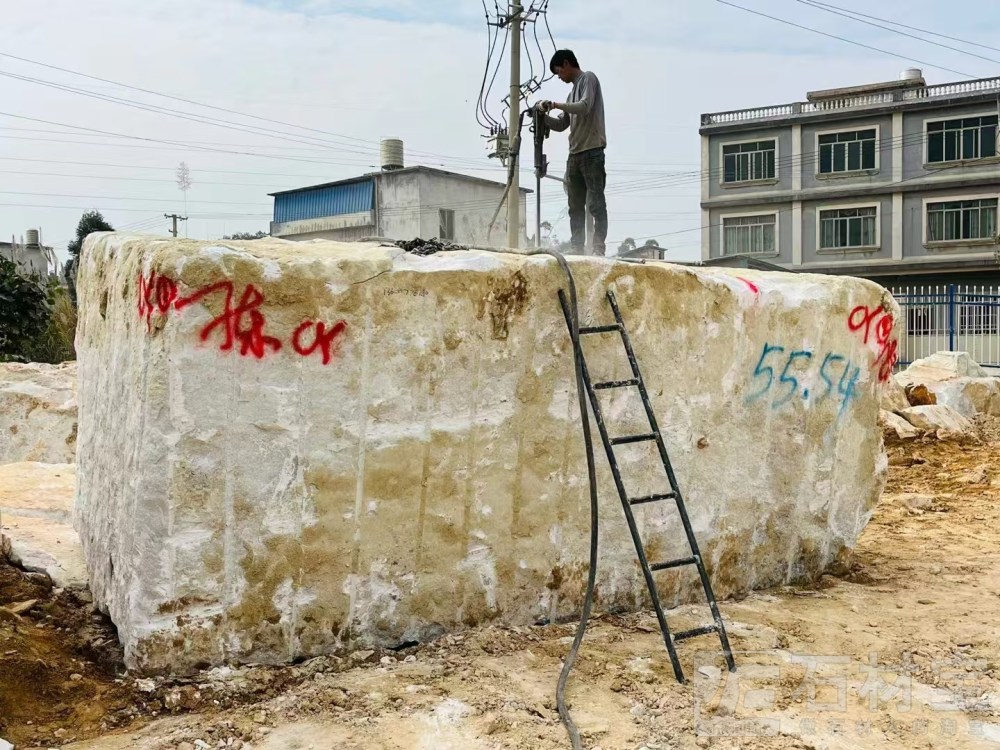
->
[701, 76, 1000, 126]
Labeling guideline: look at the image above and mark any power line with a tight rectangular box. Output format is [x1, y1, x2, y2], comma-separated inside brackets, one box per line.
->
[0, 155, 341, 180]
[802, 1, 1000, 55]
[607, 155, 977, 246]
[713, 0, 977, 79]
[0, 69, 388, 159]
[794, 0, 1000, 67]
[0, 202, 270, 214]
[0, 189, 270, 207]
[477, 0, 504, 130]
[0, 50, 489, 165]
[483, 18, 510, 130]
[0, 169, 304, 188]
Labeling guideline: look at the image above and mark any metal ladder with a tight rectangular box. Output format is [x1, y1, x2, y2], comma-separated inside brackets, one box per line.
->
[558, 288, 736, 683]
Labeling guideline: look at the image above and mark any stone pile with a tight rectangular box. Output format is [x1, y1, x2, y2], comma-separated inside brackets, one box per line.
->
[880, 352, 997, 441]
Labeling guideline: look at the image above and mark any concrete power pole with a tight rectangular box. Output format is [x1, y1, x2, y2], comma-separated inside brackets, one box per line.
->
[164, 214, 187, 238]
[506, 2, 523, 250]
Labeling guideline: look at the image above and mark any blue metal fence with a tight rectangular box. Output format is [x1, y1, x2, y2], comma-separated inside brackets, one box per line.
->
[890, 285, 1000, 368]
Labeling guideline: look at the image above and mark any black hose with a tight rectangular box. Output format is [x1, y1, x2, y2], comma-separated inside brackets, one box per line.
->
[525, 249, 600, 750]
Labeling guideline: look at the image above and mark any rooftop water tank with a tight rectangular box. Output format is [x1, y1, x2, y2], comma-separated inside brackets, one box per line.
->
[380, 138, 404, 171]
[900, 68, 923, 81]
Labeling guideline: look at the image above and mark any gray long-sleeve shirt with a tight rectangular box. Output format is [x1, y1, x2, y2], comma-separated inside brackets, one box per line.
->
[545, 70, 606, 155]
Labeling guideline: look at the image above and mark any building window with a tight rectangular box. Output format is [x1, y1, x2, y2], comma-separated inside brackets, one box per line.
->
[438, 209, 455, 240]
[819, 206, 878, 250]
[818, 128, 877, 173]
[722, 140, 776, 183]
[927, 115, 998, 163]
[926, 198, 997, 242]
[722, 214, 776, 255]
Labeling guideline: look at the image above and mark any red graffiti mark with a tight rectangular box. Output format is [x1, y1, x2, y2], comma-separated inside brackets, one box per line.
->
[175, 281, 282, 359]
[136, 271, 348, 363]
[292, 320, 348, 365]
[137, 271, 178, 329]
[735, 276, 760, 295]
[847, 304, 898, 382]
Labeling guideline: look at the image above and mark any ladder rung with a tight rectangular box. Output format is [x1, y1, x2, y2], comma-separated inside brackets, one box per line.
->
[610, 432, 658, 446]
[674, 624, 719, 642]
[629, 492, 676, 506]
[650, 555, 696, 571]
[579, 324, 620, 335]
[594, 378, 640, 390]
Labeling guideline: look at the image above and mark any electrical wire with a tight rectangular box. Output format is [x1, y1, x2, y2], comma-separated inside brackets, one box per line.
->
[605, 155, 981, 246]
[0, 189, 269, 207]
[0, 169, 302, 189]
[477, 0, 503, 130]
[802, 0, 1000, 55]
[714, 0, 976, 79]
[0, 50, 486, 165]
[794, 0, 1000, 67]
[523, 24, 537, 88]
[525, 251, 596, 750]
[532, 7, 554, 85]
[483, 21, 510, 130]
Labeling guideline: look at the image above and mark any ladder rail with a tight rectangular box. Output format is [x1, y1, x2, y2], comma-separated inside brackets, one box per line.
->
[605, 290, 737, 673]
[557, 290, 686, 683]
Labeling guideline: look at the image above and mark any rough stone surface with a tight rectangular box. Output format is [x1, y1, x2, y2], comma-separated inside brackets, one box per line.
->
[879, 376, 909, 414]
[0, 362, 77, 465]
[899, 405, 974, 439]
[74, 233, 894, 673]
[879, 410, 919, 441]
[896, 351, 987, 385]
[895, 353, 1000, 419]
[0, 462, 87, 588]
[923, 377, 1000, 419]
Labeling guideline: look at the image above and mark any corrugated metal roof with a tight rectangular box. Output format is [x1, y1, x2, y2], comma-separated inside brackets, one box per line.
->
[269, 166, 531, 197]
[273, 179, 374, 223]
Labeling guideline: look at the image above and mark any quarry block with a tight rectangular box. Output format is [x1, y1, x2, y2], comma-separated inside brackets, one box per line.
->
[74, 234, 895, 673]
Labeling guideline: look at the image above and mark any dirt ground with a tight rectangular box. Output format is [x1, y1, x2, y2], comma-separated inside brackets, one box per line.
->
[3, 426, 1000, 750]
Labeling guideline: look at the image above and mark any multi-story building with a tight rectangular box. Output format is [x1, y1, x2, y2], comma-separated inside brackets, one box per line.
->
[270, 138, 529, 247]
[699, 70, 1000, 287]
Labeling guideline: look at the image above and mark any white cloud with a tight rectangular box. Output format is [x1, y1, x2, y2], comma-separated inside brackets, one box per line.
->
[2, 0, 997, 263]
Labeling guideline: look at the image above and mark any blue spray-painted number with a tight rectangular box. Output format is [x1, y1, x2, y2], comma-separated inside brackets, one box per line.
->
[747, 343, 859, 414]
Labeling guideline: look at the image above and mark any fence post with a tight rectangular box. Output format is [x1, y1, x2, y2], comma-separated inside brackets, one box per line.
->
[947, 284, 957, 352]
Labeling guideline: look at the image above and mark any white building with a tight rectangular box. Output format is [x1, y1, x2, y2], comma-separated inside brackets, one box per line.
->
[269, 141, 530, 246]
[1, 229, 56, 277]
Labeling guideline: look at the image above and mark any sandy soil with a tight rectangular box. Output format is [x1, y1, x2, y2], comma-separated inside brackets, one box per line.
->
[3, 429, 1000, 750]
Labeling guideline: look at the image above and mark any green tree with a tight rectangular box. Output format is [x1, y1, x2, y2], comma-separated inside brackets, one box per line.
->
[222, 230, 268, 240]
[618, 237, 637, 255]
[642, 238, 660, 248]
[65, 210, 115, 302]
[0, 257, 50, 363]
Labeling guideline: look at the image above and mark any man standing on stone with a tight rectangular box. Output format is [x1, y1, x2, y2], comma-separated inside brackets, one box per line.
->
[538, 49, 608, 255]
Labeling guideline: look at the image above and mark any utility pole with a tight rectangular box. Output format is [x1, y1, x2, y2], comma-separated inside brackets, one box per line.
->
[164, 214, 187, 238]
[506, 2, 523, 250]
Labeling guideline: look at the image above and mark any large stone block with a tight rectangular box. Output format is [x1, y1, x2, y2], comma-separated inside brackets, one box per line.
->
[0, 362, 77, 465]
[74, 234, 894, 673]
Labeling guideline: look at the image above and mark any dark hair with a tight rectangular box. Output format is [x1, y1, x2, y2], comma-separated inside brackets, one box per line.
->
[549, 49, 579, 73]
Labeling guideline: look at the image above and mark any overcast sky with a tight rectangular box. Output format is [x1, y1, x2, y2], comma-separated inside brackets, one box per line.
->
[3, 0, 998, 265]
